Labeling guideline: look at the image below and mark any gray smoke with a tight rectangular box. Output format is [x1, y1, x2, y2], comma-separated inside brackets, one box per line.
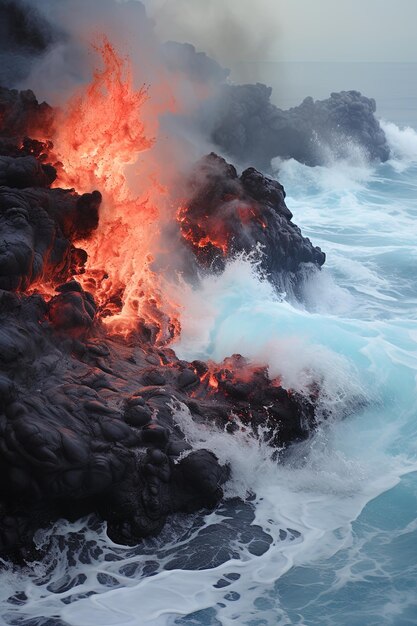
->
[143, 0, 282, 77]
[0, 0, 58, 87]
[7, 0, 157, 102]
[0, 0, 390, 174]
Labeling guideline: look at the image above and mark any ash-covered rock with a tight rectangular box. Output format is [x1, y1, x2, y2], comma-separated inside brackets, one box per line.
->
[202, 86, 390, 169]
[178, 153, 325, 287]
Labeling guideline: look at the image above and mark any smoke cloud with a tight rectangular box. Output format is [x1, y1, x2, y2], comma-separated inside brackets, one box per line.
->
[0, 0, 58, 86]
[143, 0, 282, 79]
[7, 0, 157, 102]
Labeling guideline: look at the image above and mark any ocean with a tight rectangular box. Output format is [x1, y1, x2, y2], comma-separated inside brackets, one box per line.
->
[1, 64, 417, 626]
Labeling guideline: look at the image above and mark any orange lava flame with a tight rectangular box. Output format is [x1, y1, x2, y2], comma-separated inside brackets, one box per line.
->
[48, 38, 179, 342]
[52, 38, 153, 195]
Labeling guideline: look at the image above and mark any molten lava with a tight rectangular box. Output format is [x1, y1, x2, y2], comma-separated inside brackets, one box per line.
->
[192, 355, 279, 398]
[177, 205, 229, 256]
[52, 39, 153, 195]
[44, 38, 179, 342]
[177, 198, 268, 264]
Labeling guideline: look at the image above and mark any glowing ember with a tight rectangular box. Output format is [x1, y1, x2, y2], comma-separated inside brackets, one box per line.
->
[177, 199, 268, 260]
[176, 205, 229, 256]
[192, 356, 277, 398]
[46, 38, 179, 342]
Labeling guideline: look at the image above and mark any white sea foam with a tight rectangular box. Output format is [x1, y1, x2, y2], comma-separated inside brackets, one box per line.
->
[56, 390, 417, 626]
[381, 119, 417, 169]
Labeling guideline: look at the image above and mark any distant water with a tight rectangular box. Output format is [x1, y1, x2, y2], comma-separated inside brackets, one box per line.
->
[230, 61, 417, 128]
[1, 68, 417, 626]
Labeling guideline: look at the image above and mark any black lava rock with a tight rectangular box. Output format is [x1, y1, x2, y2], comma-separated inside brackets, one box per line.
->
[179, 153, 325, 290]
[203, 86, 390, 169]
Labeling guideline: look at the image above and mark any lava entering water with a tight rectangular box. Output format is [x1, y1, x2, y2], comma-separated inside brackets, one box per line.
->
[46, 38, 179, 342]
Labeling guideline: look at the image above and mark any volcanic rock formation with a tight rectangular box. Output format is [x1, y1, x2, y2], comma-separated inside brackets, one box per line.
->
[157, 42, 390, 169]
[200, 85, 390, 169]
[0, 87, 321, 560]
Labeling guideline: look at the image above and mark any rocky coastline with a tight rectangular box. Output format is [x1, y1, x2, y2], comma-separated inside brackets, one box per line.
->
[0, 87, 326, 559]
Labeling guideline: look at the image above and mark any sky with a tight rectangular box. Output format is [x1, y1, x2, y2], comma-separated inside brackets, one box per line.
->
[143, 0, 417, 64]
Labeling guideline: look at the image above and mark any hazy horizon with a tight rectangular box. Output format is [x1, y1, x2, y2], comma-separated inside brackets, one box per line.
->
[144, 0, 417, 66]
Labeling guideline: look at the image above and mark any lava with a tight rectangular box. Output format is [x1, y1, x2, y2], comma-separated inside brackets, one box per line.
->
[192, 355, 281, 400]
[51, 38, 154, 195]
[177, 198, 269, 263]
[176, 204, 229, 256]
[41, 38, 179, 342]
[237, 204, 267, 229]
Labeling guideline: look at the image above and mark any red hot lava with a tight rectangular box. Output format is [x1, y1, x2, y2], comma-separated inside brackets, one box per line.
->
[30, 38, 181, 342]
[192, 354, 282, 400]
[177, 193, 268, 267]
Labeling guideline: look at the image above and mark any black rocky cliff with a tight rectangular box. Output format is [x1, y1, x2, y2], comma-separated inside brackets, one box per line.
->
[0, 88, 323, 560]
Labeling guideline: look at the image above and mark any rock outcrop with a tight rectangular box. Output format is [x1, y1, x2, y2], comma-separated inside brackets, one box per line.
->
[0, 287, 316, 558]
[202, 86, 390, 169]
[178, 153, 325, 288]
[0, 88, 320, 560]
